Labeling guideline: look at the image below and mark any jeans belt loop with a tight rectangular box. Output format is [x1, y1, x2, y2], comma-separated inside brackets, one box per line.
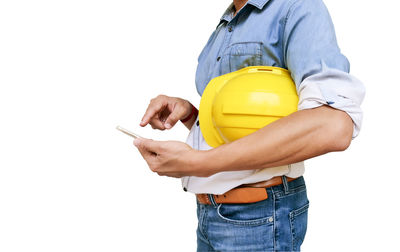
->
[208, 194, 218, 207]
[282, 175, 289, 194]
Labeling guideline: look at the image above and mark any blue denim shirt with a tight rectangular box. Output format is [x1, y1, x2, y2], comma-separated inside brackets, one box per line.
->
[195, 0, 364, 135]
[183, 0, 365, 194]
[196, 0, 348, 94]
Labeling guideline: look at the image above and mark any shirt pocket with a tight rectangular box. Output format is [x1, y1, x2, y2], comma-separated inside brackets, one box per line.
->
[221, 42, 263, 73]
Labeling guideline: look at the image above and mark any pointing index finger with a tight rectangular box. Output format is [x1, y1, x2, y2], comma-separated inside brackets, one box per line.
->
[140, 102, 165, 127]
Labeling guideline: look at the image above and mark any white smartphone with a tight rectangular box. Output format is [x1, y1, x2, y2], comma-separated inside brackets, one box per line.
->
[116, 125, 143, 139]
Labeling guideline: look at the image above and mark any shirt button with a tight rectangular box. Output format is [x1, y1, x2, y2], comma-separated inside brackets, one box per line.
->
[228, 26, 233, 32]
[196, 120, 200, 126]
[216, 56, 221, 61]
[268, 217, 274, 223]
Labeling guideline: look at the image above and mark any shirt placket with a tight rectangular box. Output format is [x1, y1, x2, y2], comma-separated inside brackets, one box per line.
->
[215, 18, 238, 76]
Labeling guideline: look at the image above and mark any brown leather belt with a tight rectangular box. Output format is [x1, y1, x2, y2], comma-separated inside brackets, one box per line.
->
[196, 176, 296, 205]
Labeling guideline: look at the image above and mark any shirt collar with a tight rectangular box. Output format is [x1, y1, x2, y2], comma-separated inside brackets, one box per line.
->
[247, 0, 271, 10]
[219, 0, 271, 24]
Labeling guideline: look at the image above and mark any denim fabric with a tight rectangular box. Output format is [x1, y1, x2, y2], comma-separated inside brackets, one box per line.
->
[196, 177, 309, 252]
[196, 0, 350, 95]
[195, 0, 349, 96]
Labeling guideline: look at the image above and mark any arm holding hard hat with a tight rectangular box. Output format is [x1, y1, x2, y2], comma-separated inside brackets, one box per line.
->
[135, 104, 352, 178]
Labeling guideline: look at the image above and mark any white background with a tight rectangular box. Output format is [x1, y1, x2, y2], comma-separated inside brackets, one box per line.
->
[0, 0, 398, 251]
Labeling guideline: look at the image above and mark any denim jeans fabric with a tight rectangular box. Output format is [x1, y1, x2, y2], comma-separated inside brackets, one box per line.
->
[196, 176, 309, 252]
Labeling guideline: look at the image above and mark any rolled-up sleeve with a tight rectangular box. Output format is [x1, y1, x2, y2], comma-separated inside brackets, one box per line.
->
[283, 0, 366, 138]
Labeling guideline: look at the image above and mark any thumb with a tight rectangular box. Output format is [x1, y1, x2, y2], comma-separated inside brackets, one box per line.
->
[133, 137, 143, 148]
[133, 138, 161, 154]
[133, 138, 159, 164]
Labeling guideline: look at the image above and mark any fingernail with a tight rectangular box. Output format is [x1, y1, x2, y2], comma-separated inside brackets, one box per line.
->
[165, 123, 171, 129]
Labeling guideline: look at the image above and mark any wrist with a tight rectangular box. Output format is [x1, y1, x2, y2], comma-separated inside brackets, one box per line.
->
[180, 103, 198, 123]
[190, 148, 225, 177]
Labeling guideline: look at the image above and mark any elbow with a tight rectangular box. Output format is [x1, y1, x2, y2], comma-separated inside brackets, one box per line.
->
[325, 110, 354, 152]
[332, 132, 352, 152]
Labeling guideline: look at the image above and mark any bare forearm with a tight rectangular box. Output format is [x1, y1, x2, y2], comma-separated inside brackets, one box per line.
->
[199, 105, 353, 175]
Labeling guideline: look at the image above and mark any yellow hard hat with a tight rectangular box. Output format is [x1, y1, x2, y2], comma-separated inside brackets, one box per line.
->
[199, 66, 298, 147]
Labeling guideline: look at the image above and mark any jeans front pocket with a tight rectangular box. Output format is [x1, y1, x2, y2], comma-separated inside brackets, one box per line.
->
[216, 199, 274, 226]
[207, 200, 275, 251]
[289, 202, 309, 251]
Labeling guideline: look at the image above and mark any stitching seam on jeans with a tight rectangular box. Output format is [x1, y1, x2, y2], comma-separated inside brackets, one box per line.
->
[289, 202, 309, 251]
[200, 206, 211, 245]
[275, 185, 306, 198]
[271, 187, 277, 251]
[216, 204, 272, 226]
[289, 202, 310, 218]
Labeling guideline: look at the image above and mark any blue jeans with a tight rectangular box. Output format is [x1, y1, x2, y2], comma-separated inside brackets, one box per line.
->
[196, 176, 309, 252]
